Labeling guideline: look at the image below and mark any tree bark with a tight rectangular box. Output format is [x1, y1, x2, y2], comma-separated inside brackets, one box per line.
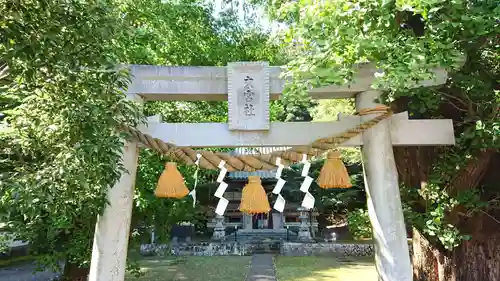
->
[62, 261, 89, 281]
[413, 218, 500, 281]
[412, 229, 438, 281]
[395, 146, 500, 281]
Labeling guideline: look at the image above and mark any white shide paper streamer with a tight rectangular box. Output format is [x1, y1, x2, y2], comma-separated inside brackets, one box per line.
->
[301, 154, 311, 176]
[272, 178, 286, 195]
[273, 194, 286, 213]
[299, 176, 313, 193]
[275, 164, 284, 179]
[216, 167, 227, 183]
[188, 189, 197, 207]
[299, 156, 316, 210]
[189, 153, 202, 207]
[214, 182, 228, 198]
[213, 160, 229, 215]
[215, 197, 229, 216]
[301, 192, 315, 210]
[273, 157, 287, 213]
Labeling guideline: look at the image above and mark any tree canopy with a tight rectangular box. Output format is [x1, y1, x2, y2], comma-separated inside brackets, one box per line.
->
[261, 1, 499, 280]
[1, 0, 143, 273]
[0, 0, 288, 278]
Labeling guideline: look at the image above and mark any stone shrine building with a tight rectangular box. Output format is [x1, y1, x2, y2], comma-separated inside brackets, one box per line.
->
[206, 147, 319, 241]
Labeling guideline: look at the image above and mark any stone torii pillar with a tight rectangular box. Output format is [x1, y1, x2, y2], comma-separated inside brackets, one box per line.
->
[88, 94, 142, 281]
[357, 90, 412, 281]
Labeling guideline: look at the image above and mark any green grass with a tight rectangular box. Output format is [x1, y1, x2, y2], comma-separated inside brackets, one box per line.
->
[126, 256, 252, 281]
[274, 256, 377, 281]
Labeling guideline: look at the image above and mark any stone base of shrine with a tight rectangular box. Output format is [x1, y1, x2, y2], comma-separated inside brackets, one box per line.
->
[227, 229, 296, 242]
[140, 241, 281, 257]
[138, 241, 404, 257]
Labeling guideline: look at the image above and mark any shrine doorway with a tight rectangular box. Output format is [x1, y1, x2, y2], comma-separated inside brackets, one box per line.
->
[252, 213, 272, 229]
[251, 211, 283, 230]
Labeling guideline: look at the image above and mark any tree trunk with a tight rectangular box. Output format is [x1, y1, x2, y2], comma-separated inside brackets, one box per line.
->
[392, 88, 500, 281]
[62, 261, 89, 281]
[412, 227, 500, 281]
[412, 229, 438, 281]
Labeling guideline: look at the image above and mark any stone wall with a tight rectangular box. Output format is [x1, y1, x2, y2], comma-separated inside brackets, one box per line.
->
[140, 241, 280, 257]
[280, 242, 374, 257]
[141, 241, 412, 257]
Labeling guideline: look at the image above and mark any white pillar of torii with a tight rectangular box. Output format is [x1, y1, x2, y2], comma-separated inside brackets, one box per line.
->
[88, 94, 141, 281]
[357, 90, 413, 281]
[88, 62, 453, 281]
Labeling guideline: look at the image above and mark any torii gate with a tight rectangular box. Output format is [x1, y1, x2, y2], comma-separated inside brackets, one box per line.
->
[88, 62, 454, 281]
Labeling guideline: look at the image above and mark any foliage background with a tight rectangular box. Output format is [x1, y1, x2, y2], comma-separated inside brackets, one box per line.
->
[0, 0, 295, 276]
[258, 0, 499, 280]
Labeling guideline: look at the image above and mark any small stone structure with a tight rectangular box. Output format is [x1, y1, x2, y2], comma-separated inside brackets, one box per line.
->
[170, 222, 194, 244]
[212, 215, 226, 240]
[296, 207, 314, 242]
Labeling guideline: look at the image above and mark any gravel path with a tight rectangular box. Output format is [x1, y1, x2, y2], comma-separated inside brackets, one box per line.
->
[245, 254, 276, 281]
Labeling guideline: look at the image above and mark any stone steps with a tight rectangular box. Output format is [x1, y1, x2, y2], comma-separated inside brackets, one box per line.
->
[225, 229, 297, 242]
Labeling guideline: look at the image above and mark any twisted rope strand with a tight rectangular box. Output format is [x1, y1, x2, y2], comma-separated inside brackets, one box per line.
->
[124, 106, 391, 172]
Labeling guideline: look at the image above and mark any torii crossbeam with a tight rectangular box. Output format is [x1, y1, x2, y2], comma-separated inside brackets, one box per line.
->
[89, 62, 454, 281]
[143, 112, 454, 147]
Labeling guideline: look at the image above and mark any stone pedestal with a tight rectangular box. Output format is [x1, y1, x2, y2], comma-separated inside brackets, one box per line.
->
[243, 213, 253, 230]
[297, 207, 313, 242]
[272, 213, 283, 230]
[212, 215, 226, 240]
